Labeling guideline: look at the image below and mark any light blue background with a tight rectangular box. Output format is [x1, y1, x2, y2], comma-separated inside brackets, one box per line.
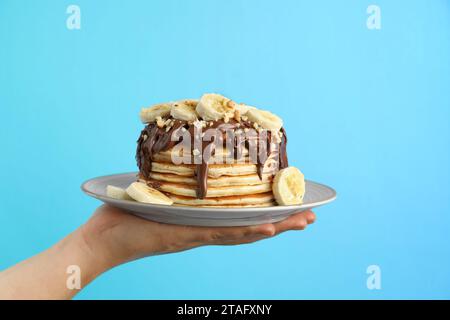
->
[1, 0, 449, 299]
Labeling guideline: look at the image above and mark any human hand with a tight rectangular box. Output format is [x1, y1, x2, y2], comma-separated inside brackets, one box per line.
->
[80, 205, 316, 270]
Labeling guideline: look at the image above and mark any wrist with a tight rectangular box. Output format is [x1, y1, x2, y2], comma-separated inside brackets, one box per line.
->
[65, 227, 113, 285]
[79, 210, 137, 270]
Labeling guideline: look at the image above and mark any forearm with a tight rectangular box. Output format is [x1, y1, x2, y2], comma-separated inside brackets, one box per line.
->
[0, 208, 163, 300]
[0, 227, 109, 300]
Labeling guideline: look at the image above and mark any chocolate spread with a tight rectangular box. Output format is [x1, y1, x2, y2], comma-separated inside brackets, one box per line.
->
[136, 119, 288, 199]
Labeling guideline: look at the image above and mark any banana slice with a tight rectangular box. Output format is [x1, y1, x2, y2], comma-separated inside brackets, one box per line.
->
[272, 167, 305, 205]
[140, 103, 172, 123]
[126, 182, 174, 205]
[196, 93, 235, 121]
[246, 108, 283, 131]
[170, 99, 198, 121]
[235, 103, 256, 115]
[106, 185, 133, 200]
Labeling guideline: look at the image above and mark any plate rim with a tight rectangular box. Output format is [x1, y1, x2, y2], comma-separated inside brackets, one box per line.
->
[81, 172, 337, 212]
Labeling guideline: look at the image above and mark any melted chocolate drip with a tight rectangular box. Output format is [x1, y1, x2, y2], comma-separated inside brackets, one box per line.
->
[279, 127, 289, 169]
[136, 119, 289, 199]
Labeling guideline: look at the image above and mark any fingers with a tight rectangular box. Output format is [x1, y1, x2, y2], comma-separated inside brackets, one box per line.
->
[202, 223, 275, 245]
[195, 210, 315, 245]
[273, 210, 316, 235]
[273, 213, 307, 234]
[304, 210, 316, 224]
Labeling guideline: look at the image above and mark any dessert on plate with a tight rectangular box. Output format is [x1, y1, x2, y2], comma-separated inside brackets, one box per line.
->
[128, 93, 305, 207]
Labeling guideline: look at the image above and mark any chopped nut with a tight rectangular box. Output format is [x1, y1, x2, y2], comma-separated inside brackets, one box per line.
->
[192, 149, 201, 156]
[164, 119, 172, 126]
[193, 120, 206, 128]
[156, 118, 165, 128]
[209, 121, 214, 127]
[183, 99, 198, 107]
[223, 114, 230, 123]
[143, 134, 148, 141]
[226, 100, 236, 110]
[253, 122, 259, 130]
[234, 109, 241, 122]
[241, 115, 248, 121]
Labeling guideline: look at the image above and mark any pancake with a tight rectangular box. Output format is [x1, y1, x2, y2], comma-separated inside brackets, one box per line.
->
[151, 161, 258, 178]
[169, 192, 274, 206]
[174, 202, 276, 208]
[148, 172, 272, 187]
[139, 178, 272, 198]
[135, 94, 291, 208]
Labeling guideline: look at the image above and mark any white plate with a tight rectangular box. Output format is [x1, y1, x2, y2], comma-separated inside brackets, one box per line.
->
[81, 172, 336, 226]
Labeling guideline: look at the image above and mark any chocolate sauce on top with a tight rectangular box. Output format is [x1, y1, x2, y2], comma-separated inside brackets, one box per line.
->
[136, 119, 288, 199]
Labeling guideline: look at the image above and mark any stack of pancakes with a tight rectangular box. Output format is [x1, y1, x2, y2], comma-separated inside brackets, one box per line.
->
[136, 93, 289, 208]
[138, 148, 276, 207]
